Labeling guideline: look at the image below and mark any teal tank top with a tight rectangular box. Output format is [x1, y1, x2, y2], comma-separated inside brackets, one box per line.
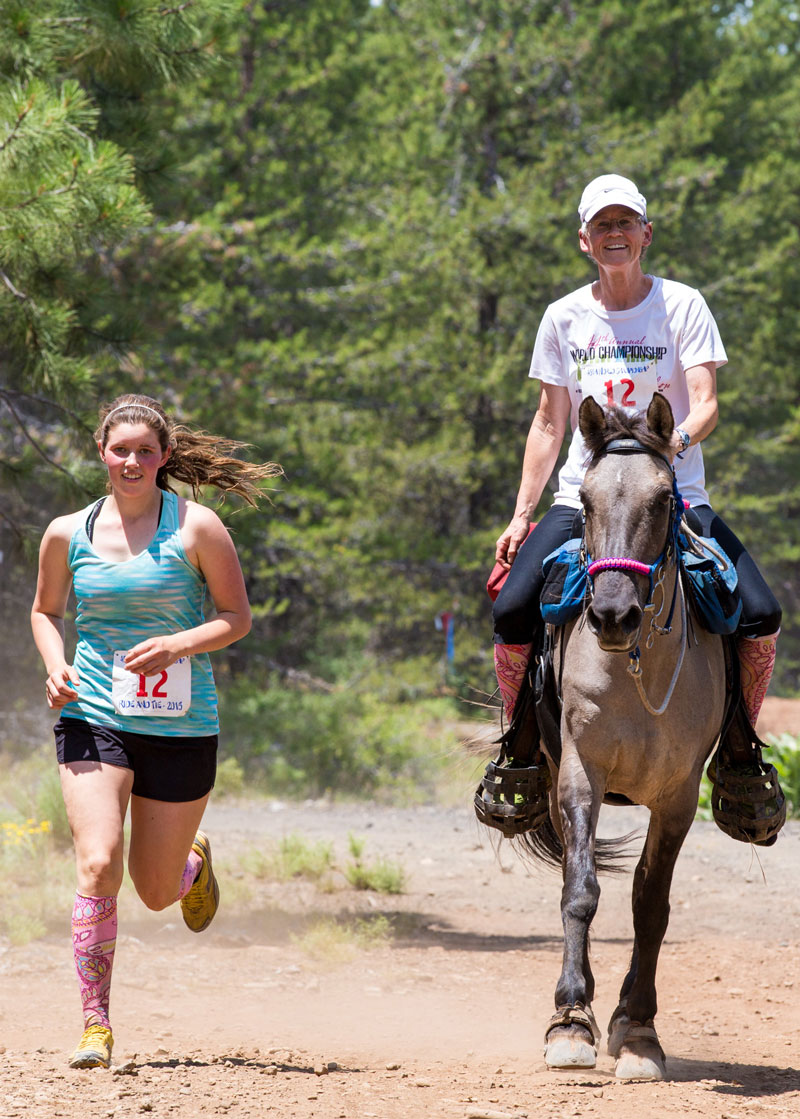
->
[60, 490, 219, 737]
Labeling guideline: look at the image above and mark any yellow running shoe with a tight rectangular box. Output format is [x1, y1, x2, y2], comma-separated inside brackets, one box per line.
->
[69, 1024, 113, 1069]
[180, 830, 219, 933]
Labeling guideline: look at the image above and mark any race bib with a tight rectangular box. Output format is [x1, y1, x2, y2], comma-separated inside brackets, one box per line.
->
[112, 652, 191, 717]
[580, 361, 658, 413]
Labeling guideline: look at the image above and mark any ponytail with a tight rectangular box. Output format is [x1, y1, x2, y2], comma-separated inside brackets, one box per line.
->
[96, 394, 282, 506]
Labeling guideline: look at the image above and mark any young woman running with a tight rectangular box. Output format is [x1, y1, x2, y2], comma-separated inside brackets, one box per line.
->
[31, 393, 280, 1069]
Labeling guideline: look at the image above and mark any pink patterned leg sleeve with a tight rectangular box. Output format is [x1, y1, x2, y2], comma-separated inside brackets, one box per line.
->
[737, 630, 779, 728]
[493, 642, 532, 724]
[72, 894, 117, 1029]
[177, 848, 203, 902]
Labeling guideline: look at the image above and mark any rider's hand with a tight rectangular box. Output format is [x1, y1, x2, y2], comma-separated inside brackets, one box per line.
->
[44, 664, 80, 709]
[495, 515, 531, 570]
[124, 635, 182, 676]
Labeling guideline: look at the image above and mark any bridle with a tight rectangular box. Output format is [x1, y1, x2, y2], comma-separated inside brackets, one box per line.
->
[581, 437, 687, 716]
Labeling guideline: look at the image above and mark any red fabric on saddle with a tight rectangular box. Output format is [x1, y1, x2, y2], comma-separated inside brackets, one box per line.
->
[486, 524, 537, 602]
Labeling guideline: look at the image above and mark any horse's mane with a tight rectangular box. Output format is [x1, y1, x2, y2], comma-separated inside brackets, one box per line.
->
[583, 406, 671, 466]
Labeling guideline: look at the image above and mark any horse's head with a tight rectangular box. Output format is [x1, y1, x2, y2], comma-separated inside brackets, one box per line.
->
[578, 393, 677, 652]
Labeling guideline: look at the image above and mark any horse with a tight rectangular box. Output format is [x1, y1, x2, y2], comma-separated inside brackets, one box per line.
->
[533, 392, 726, 1081]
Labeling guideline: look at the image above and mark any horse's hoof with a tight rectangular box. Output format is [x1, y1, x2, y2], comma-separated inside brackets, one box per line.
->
[615, 1048, 666, 1081]
[613, 1022, 666, 1081]
[544, 1007, 601, 1069]
[606, 1002, 629, 1058]
[545, 1027, 598, 1069]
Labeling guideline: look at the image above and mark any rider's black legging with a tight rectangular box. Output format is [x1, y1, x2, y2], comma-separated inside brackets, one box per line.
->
[492, 502, 782, 645]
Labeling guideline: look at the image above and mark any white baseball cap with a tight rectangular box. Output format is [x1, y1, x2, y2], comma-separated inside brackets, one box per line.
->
[579, 174, 647, 223]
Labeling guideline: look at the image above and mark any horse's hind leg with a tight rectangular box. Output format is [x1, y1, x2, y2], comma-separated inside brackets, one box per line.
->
[611, 801, 696, 1081]
[544, 754, 602, 1070]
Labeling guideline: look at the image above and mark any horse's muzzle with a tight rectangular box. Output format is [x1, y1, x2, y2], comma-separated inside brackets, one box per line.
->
[586, 599, 643, 652]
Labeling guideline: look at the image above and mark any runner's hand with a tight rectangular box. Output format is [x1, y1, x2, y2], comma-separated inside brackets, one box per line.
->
[45, 665, 80, 709]
[495, 515, 531, 570]
[124, 635, 181, 676]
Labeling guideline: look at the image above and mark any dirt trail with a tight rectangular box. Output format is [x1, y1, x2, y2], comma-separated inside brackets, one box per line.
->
[3, 698, 800, 1118]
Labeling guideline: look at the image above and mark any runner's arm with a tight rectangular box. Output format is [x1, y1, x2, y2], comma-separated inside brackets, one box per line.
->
[123, 503, 252, 675]
[31, 517, 81, 708]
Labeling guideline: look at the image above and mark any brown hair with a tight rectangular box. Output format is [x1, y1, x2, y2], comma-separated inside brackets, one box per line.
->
[95, 394, 282, 506]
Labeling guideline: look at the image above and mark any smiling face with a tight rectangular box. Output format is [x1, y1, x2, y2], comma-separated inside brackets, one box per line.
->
[99, 422, 170, 495]
[579, 204, 652, 267]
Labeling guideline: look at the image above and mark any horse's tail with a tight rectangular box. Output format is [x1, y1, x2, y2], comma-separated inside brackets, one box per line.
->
[514, 816, 563, 869]
[514, 818, 640, 875]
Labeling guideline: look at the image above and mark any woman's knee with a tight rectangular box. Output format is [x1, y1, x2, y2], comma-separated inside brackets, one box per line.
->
[75, 847, 124, 896]
[131, 874, 180, 912]
[739, 602, 782, 639]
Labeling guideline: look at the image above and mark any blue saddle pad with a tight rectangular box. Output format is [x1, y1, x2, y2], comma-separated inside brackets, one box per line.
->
[540, 538, 588, 626]
[680, 536, 742, 635]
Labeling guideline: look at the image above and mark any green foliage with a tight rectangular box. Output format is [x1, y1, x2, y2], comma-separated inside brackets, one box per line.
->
[0, 747, 71, 847]
[6, 0, 800, 806]
[291, 913, 392, 961]
[344, 833, 407, 894]
[768, 734, 800, 818]
[216, 668, 466, 800]
[238, 833, 336, 885]
[0, 0, 234, 538]
[0, 814, 74, 944]
[213, 755, 246, 797]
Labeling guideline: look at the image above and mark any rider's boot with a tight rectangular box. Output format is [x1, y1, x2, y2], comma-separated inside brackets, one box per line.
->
[737, 630, 779, 729]
[494, 642, 532, 725]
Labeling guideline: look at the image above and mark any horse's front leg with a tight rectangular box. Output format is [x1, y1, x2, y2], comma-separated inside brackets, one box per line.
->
[544, 748, 603, 1069]
[609, 799, 696, 1081]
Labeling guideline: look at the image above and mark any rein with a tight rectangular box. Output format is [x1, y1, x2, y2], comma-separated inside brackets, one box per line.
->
[583, 437, 686, 716]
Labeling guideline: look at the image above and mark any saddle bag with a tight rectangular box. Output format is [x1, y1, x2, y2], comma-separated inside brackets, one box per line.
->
[540, 538, 589, 626]
[680, 536, 742, 635]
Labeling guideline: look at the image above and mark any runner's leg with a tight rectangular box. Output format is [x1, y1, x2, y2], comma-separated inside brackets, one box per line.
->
[60, 761, 133, 1057]
[127, 794, 211, 910]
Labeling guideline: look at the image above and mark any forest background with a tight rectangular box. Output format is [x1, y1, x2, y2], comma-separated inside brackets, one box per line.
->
[2, 0, 799, 800]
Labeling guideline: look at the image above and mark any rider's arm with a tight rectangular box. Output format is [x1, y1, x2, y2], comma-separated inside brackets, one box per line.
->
[668, 361, 719, 459]
[495, 382, 571, 568]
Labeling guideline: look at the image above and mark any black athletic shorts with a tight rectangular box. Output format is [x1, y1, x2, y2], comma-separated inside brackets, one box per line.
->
[54, 718, 217, 803]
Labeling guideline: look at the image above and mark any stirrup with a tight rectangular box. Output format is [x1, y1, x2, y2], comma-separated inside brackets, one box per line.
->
[708, 746, 785, 847]
[474, 747, 551, 838]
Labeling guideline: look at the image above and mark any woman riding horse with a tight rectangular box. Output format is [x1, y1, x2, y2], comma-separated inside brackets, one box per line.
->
[492, 173, 781, 733]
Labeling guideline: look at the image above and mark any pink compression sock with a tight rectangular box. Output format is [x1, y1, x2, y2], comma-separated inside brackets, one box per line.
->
[72, 894, 117, 1028]
[177, 847, 203, 901]
[738, 630, 779, 727]
[493, 642, 532, 724]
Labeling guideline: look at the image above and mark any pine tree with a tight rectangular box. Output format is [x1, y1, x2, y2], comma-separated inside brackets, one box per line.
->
[0, 1, 233, 533]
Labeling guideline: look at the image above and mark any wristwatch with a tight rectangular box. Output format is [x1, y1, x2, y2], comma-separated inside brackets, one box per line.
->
[676, 428, 691, 453]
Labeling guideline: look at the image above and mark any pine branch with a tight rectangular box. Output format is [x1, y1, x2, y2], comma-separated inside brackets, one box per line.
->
[0, 270, 28, 301]
[0, 506, 26, 544]
[159, 2, 197, 14]
[0, 100, 33, 155]
[0, 391, 88, 486]
[12, 163, 80, 210]
[0, 388, 94, 435]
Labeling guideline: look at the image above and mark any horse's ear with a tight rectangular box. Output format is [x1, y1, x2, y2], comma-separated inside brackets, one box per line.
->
[646, 392, 674, 443]
[579, 396, 607, 441]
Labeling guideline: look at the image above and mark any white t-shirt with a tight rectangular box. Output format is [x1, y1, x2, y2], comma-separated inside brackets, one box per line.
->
[529, 276, 727, 508]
